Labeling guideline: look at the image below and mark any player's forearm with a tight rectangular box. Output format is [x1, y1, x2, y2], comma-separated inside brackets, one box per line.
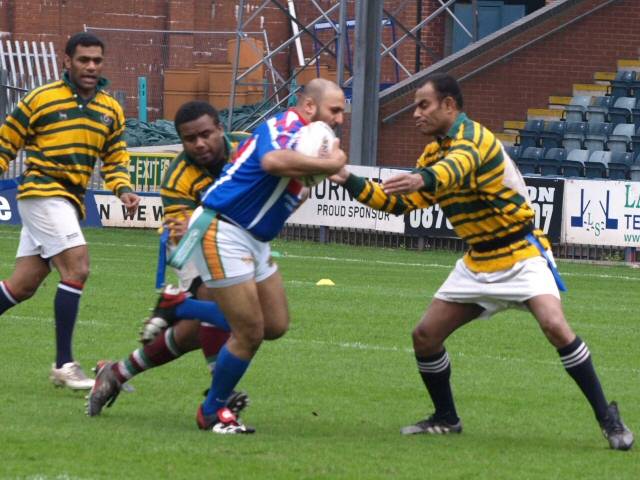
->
[261, 149, 338, 177]
[343, 174, 420, 215]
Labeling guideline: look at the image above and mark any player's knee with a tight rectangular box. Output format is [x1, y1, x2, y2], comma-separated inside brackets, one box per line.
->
[236, 324, 265, 352]
[9, 282, 39, 302]
[539, 317, 574, 348]
[412, 324, 441, 354]
[264, 315, 289, 340]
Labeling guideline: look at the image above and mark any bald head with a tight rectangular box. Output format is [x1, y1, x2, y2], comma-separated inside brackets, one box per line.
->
[297, 78, 345, 128]
[300, 78, 343, 103]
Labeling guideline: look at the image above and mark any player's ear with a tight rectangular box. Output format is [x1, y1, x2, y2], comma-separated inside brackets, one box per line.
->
[63, 54, 72, 70]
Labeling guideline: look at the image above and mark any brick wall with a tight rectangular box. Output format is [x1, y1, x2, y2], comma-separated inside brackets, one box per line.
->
[3, 0, 639, 167]
[378, 0, 640, 167]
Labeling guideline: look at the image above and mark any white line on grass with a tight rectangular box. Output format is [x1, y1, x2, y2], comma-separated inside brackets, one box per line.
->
[4, 313, 636, 374]
[282, 338, 639, 374]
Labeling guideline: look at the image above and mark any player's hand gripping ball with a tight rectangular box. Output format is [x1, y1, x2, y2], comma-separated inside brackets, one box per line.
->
[293, 121, 336, 187]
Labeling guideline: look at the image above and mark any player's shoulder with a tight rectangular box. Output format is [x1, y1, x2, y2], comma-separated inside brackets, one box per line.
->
[23, 79, 68, 108]
[96, 89, 125, 114]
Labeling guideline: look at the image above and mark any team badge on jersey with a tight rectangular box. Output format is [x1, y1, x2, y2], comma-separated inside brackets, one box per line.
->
[101, 114, 113, 126]
[59, 111, 68, 121]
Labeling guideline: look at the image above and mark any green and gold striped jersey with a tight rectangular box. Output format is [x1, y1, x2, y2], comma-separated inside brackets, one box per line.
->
[160, 131, 248, 240]
[344, 113, 549, 272]
[0, 72, 133, 218]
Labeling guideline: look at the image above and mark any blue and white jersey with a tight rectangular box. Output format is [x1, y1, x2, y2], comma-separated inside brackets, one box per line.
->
[201, 109, 307, 241]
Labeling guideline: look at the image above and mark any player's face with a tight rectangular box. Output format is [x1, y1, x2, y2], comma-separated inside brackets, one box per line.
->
[178, 114, 225, 166]
[64, 45, 104, 97]
[312, 89, 346, 128]
[413, 83, 457, 136]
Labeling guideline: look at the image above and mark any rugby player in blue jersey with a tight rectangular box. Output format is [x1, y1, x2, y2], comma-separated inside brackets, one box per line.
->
[174, 78, 347, 434]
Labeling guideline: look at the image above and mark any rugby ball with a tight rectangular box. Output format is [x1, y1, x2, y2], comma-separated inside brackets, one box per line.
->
[293, 121, 336, 187]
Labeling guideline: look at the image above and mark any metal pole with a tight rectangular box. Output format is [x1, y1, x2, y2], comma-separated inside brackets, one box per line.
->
[336, 0, 347, 89]
[349, 0, 383, 166]
[228, 0, 245, 131]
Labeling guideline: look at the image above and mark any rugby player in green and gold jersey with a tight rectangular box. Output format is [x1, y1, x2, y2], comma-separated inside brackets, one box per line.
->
[0, 32, 139, 390]
[87, 101, 250, 419]
[331, 73, 633, 451]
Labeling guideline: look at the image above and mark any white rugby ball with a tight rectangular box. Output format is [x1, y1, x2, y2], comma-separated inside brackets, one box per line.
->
[293, 121, 336, 187]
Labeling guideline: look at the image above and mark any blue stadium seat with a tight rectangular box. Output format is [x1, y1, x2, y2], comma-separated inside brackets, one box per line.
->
[516, 147, 544, 175]
[610, 70, 636, 100]
[607, 96, 636, 125]
[583, 122, 613, 152]
[586, 96, 613, 124]
[517, 120, 544, 149]
[562, 149, 588, 177]
[606, 123, 635, 152]
[584, 150, 610, 178]
[538, 148, 566, 176]
[539, 121, 566, 150]
[563, 95, 591, 122]
[632, 126, 640, 153]
[562, 121, 587, 151]
[608, 151, 634, 180]
[505, 145, 522, 161]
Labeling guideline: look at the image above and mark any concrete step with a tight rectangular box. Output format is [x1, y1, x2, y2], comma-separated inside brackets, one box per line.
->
[594, 71, 616, 85]
[617, 59, 640, 72]
[503, 120, 525, 134]
[548, 95, 572, 109]
[495, 132, 517, 146]
[573, 83, 608, 97]
[527, 108, 563, 121]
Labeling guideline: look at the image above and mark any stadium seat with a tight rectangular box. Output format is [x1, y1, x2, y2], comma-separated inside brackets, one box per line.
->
[632, 126, 640, 153]
[586, 96, 613, 123]
[606, 123, 635, 152]
[505, 145, 522, 161]
[562, 149, 588, 177]
[583, 122, 613, 151]
[584, 150, 610, 178]
[610, 70, 636, 100]
[517, 120, 544, 149]
[562, 121, 587, 151]
[607, 96, 636, 125]
[538, 148, 566, 176]
[516, 147, 544, 175]
[608, 151, 634, 180]
[563, 95, 592, 122]
[539, 121, 566, 150]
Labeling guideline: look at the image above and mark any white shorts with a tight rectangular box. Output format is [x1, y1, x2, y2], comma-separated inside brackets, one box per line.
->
[190, 212, 278, 288]
[434, 254, 561, 319]
[17, 197, 86, 259]
[168, 243, 201, 291]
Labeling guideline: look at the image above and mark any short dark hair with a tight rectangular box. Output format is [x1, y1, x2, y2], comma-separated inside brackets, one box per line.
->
[65, 32, 105, 57]
[421, 73, 463, 109]
[174, 101, 221, 135]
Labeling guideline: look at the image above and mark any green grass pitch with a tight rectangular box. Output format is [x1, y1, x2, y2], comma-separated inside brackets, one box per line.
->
[0, 226, 638, 479]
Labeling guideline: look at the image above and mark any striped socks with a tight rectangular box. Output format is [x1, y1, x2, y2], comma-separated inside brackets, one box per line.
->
[112, 327, 183, 383]
[416, 349, 459, 423]
[0, 281, 19, 314]
[558, 336, 608, 421]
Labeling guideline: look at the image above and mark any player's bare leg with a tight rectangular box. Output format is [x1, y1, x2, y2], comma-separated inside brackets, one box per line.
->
[402, 300, 483, 435]
[527, 295, 634, 450]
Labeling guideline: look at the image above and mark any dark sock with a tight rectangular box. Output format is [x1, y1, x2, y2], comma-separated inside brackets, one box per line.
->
[175, 298, 230, 331]
[558, 336, 609, 421]
[0, 281, 19, 314]
[199, 325, 230, 372]
[416, 349, 459, 423]
[54, 281, 83, 368]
